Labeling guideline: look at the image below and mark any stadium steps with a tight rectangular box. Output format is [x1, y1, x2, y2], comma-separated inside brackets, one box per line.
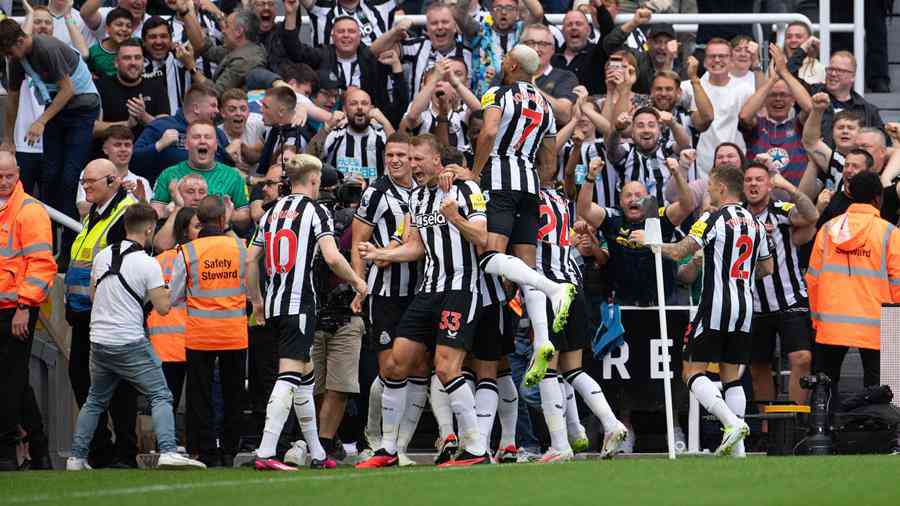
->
[878, 6, 900, 122]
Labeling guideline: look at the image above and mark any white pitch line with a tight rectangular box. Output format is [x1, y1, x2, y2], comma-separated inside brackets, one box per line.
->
[4, 464, 515, 504]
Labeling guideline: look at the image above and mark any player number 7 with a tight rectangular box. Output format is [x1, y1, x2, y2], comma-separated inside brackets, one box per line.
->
[517, 108, 543, 150]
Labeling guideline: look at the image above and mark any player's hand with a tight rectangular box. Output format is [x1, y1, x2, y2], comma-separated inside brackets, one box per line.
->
[251, 301, 265, 326]
[352, 276, 368, 300]
[26, 120, 44, 146]
[817, 188, 833, 208]
[350, 292, 365, 314]
[12, 307, 30, 341]
[629, 229, 646, 246]
[811, 92, 830, 113]
[588, 157, 605, 178]
[656, 109, 674, 127]
[614, 112, 632, 132]
[438, 169, 457, 192]
[358, 242, 383, 262]
[439, 195, 459, 222]
[686, 55, 700, 80]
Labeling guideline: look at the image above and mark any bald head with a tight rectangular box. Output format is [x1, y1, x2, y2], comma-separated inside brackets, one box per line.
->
[0, 152, 19, 199]
[82, 158, 120, 205]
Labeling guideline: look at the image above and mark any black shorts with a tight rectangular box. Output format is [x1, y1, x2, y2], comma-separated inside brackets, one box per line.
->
[750, 304, 814, 363]
[546, 288, 590, 353]
[485, 190, 539, 246]
[366, 295, 413, 352]
[683, 319, 751, 365]
[269, 310, 317, 361]
[395, 291, 481, 351]
[472, 303, 515, 361]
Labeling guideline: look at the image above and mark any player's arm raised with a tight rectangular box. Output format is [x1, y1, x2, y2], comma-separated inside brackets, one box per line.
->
[576, 158, 608, 228]
[802, 93, 833, 171]
[663, 156, 695, 226]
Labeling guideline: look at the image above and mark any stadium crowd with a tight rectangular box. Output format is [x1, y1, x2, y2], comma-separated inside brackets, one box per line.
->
[1, 0, 899, 471]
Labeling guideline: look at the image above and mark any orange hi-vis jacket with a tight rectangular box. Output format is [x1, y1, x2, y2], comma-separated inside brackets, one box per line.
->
[181, 235, 248, 351]
[805, 203, 900, 350]
[0, 182, 56, 309]
[146, 249, 186, 362]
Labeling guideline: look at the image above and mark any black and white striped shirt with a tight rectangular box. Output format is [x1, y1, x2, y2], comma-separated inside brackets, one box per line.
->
[307, 0, 399, 47]
[611, 144, 675, 206]
[252, 194, 334, 317]
[355, 175, 418, 297]
[577, 139, 620, 209]
[401, 37, 473, 100]
[752, 201, 807, 313]
[322, 123, 387, 183]
[479, 81, 557, 194]
[536, 187, 581, 285]
[817, 149, 846, 192]
[410, 180, 486, 293]
[688, 203, 771, 335]
[405, 103, 470, 154]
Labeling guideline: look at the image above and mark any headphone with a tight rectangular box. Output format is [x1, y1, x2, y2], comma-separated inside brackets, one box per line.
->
[106, 175, 115, 186]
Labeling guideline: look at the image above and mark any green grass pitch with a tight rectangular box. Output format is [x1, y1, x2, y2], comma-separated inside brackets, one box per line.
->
[3, 456, 900, 506]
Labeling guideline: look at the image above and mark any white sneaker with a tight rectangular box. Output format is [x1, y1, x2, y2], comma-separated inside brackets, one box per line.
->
[66, 457, 91, 471]
[284, 440, 309, 467]
[539, 448, 574, 463]
[397, 453, 416, 467]
[600, 422, 629, 459]
[715, 421, 750, 457]
[157, 452, 207, 470]
[516, 448, 541, 463]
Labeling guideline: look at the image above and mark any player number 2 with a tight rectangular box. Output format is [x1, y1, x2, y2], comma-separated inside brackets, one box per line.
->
[729, 235, 753, 280]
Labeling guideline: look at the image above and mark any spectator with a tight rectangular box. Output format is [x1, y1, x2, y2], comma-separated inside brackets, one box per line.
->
[250, 86, 309, 176]
[94, 39, 171, 141]
[38, 0, 96, 51]
[151, 120, 250, 226]
[0, 153, 57, 471]
[468, 0, 544, 97]
[728, 35, 763, 90]
[180, 6, 267, 95]
[550, 7, 614, 96]
[518, 24, 579, 124]
[602, 7, 666, 94]
[739, 44, 812, 185]
[81, 0, 150, 37]
[803, 51, 883, 146]
[252, 0, 301, 75]
[272, 62, 336, 129]
[800, 93, 865, 195]
[77, 126, 152, 217]
[132, 84, 233, 182]
[306, 87, 393, 183]
[649, 66, 713, 150]
[679, 37, 754, 177]
[783, 22, 825, 86]
[86, 7, 134, 77]
[153, 173, 208, 251]
[302, 0, 404, 47]
[371, 3, 471, 99]
[219, 88, 265, 177]
[141, 16, 189, 114]
[598, 50, 649, 128]
[67, 203, 206, 471]
[0, 18, 101, 230]
[64, 158, 139, 468]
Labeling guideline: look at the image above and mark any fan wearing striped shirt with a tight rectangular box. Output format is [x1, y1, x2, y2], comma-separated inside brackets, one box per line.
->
[632, 164, 774, 458]
[800, 93, 863, 195]
[245, 154, 368, 471]
[742, 161, 819, 410]
[357, 134, 491, 467]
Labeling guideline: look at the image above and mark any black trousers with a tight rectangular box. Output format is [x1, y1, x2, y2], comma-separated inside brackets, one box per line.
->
[813, 342, 881, 407]
[248, 324, 278, 435]
[67, 312, 138, 466]
[185, 348, 245, 456]
[0, 308, 38, 460]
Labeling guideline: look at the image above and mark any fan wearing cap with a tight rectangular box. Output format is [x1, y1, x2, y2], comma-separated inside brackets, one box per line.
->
[601, 6, 677, 95]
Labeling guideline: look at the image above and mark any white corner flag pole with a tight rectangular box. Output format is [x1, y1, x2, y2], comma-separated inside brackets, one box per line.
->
[643, 200, 676, 461]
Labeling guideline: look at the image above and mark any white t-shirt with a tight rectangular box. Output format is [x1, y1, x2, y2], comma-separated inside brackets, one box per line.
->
[51, 11, 97, 49]
[14, 79, 44, 154]
[76, 170, 152, 207]
[729, 71, 756, 90]
[681, 74, 755, 178]
[90, 240, 164, 346]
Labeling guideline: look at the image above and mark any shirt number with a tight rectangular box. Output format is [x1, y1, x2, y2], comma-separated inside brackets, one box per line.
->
[729, 235, 753, 280]
[263, 229, 298, 274]
[518, 107, 543, 150]
[536, 204, 570, 246]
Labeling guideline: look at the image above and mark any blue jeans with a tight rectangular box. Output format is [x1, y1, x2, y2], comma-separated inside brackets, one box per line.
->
[508, 328, 541, 452]
[42, 105, 99, 219]
[71, 339, 177, 458]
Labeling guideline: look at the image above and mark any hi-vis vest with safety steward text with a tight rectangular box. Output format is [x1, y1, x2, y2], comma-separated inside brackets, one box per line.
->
[147, 249, 187, 362]
[182, 235, 248, 350]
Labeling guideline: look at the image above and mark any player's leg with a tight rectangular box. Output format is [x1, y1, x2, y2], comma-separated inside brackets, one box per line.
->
[429, 368, 458, 465]
[778, 308, 813, 405]
[535, 353, 572, 463]
[396, 358, 431, 465]
[748, 314, 777, 432]
[364, 296, 410, 451]
[470, 303, 504, 457]
[69, 349, 120, 470]
[717, 331, 753, 457]
[318, 317, 364, 462]
[495, 356, 519, 462]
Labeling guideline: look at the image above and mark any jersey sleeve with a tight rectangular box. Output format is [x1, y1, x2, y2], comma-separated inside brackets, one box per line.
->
[313, 202, 335, 239]
[251, 210, 269, 248]
[458, 181, 487, 221]
[688, 211, 716, 247]
[772, 201, 795, 226]
[354, 187, 383, 226]
[143, 255, 166, 291]
[480, 86, 504, 111]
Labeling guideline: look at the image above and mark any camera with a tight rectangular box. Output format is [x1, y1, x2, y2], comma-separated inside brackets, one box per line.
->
[799, 373, 834, 455]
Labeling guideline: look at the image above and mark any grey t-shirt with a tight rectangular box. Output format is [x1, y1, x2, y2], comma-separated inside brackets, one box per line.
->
[9, 35, 99, 109]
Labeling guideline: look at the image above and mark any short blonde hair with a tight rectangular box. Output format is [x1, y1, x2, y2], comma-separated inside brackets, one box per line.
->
[284, 153, 322, 184]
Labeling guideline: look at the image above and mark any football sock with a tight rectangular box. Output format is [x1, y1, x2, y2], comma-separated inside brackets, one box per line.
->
[397, 376, 428, 453]
[481, 252, 561, 296]
[257, 372, 300, 459]
[364, 376, 384, 449]
[539, 370, 570, 452]
[462, 367, 476, 395]
[522, 285, 552, 349]
[475, 378, 499, 451]
[380, 377, 408, 455]
[565, 368, 619, 430]
[429, 374, 454, 439]
[559, 375, 582, 436]
[724, 380, 747, 456]
[294, 372, 325, 461]
[446, 375, 486, 456]
[496, 369, 518, 448]
[688, 374, 740, 427]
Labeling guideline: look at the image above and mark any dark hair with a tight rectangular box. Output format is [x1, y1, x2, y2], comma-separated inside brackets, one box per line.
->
[173, 207, 198, 245]
[709, 164, 745, 196]
[833, 110, 864, 128]
[116, 38, 143, 55]
[743, 161, 770, 175]
[142, 16, 172, 36]
[123, 203, 158, 234]
[196, 195, 226, 225]
[652, 70, 681, 87]
[102, 125, 134, 143]
[469, 109, 485, 123]
[184, 84, 219, 108]
[278, 62, 318, 88]
[440, 145, 465, 167]
[714, 142, 747, 169]
[0, 19, 26, 52]
[266, 85, 297, 112]
[786, 21, 812, 37]
[846, 148, 875, 170]
[847, 171, 882, 204]
[632, 106, 660, 122]
[106, 7, 134, 27]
